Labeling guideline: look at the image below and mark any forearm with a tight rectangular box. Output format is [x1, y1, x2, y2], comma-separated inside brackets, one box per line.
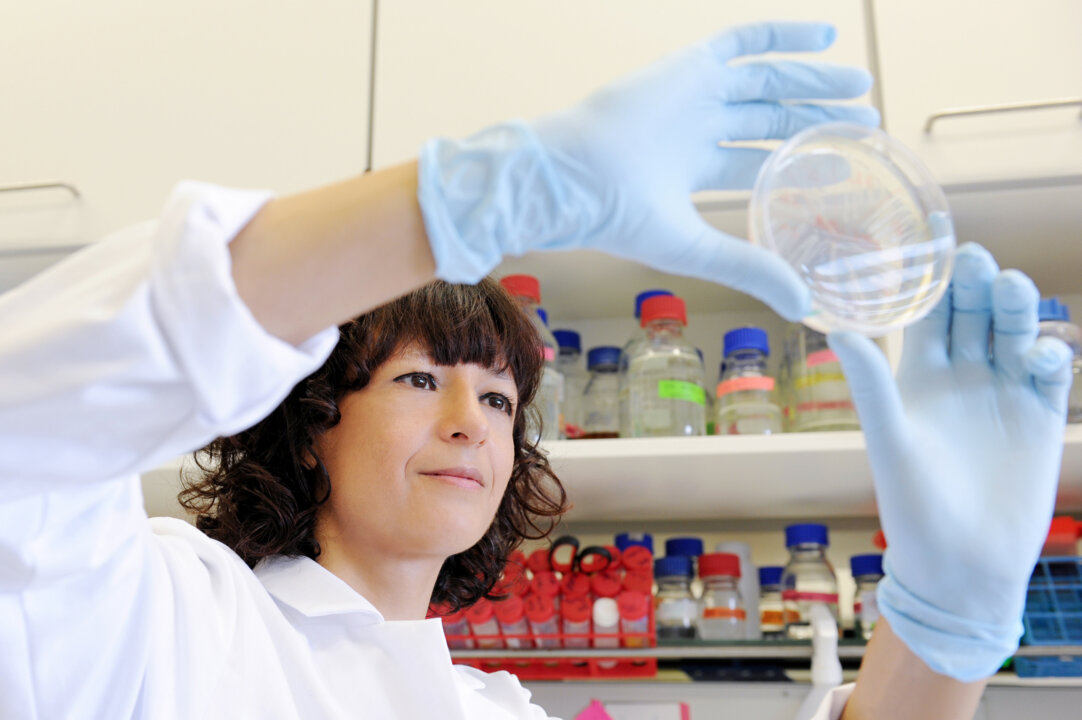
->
[841, 617, 987, 720]
[229, 161, 436, 346]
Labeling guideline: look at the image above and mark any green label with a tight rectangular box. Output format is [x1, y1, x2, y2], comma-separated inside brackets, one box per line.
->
[657, 380, 705, 406]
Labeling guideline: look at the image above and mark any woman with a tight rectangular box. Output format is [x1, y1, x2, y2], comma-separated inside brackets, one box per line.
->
[0, 19, 1074, 720]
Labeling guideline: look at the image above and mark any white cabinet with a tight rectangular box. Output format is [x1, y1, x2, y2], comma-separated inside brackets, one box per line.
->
[0, 0, 373, 291]
[371, 0, 871, 170]
[872, 0, 1082, 186]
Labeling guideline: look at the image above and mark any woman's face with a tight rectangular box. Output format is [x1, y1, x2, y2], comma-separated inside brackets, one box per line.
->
[313, 342, 518, 563]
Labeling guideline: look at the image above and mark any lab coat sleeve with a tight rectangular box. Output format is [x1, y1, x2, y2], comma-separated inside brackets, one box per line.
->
[0, 181, 339, 491]
[0, 182, 338, 718]
[806, 683, 855, 720]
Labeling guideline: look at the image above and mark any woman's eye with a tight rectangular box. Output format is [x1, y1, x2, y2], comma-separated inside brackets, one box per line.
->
[398, 372, 436, 390]
[483, 393, 514, 416]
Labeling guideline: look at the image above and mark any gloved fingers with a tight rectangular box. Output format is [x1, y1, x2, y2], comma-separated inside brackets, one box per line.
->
[673, 221, 812, 321]
[708, 21, 838, 64]
[827, 331, 907, 443]
[897, 283, 952, 379]
[723, 102, 881, 142]
[948, 243, 999, 367]
[721, 61, 873, 103]
[695, 147, 771, 191]
[990, 269, 1040, 382]
[1024, 337, 1075, 415]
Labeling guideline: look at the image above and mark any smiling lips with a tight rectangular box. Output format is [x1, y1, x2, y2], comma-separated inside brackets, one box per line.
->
[421, 467, 485, 489]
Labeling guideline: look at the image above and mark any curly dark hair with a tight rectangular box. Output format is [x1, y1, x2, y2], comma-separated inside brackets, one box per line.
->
[179, 277, 568, 611]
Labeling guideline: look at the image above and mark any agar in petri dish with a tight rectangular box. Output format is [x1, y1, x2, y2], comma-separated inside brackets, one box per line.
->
[749, 122, 956, 337]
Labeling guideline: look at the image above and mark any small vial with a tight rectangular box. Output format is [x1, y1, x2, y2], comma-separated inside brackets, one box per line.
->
[465, 598, 503, 649]
[619, 545, 653, 576]
[561, 595, 593, 649]
[781, 524, 839, 640]
[530, 571, 561, 612]
[716, 327, 783, 435]
[622, 571, 653, 596]
[758, 566, 786, 639]
[526, 547, 551, 575]
[582, 346, 622, 438]
[626, 295, 706, 437]
[591, 570, 623, 600]
[494, 595, 532, 649]
[618, 290, 674, 437]
[697, 553, 746, 641]
[500, 275, 564, 442]
[553, 329, 588, 438]
[560, 572, 592, 601]
[618, 591, 651, 648]
[524, 594, 560, 648]
[654, 556, 698, 640]
[440, 608, 475, 649]
[592, 597, 621, 669]
[494, 558, 530, 597]
[850, 554, 884, 641]
[715, 541, 761, 640]
[1038, 297, 1082, 423]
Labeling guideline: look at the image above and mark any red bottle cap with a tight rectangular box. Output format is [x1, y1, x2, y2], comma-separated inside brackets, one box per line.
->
[493, 595, 526, 625]
[526, 547, 551, 574]
[617, 590, 651, 621]
[620, 545, 653, 573]
[602, 545, 623, 571]
[640, 295, 687, 327]
[500, 274, 541, 303]
[494, 561, 530, 597]
[561, 595, 592, 624]
[560, 572, 592, 599]
[524, 593, 556, 624]
[622, 571, 653, 595]
[872, 530, 888, 550]
[440, 608, 468, 626]
[464, 598, 494, 626]
[531, 571, 561, 598]
[591, 570, 623, 598]
[699, 552, 741, 578]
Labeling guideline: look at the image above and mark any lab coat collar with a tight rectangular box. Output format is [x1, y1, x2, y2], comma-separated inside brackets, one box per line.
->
[255, 555, 385, 622]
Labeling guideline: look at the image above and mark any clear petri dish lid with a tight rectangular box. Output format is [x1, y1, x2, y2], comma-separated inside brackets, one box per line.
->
[749, 122, 956, 337]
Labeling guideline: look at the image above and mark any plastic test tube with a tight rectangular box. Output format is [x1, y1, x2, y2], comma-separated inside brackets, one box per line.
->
[591, 570, 623, 599]
[440, 608, 475, 649]
[525, 594, 561, 648]
[592, 597, 621, 669]
[465, 599, 503, 649]
[560, 572, 592, 601]
[495, 559, 531, 597]
[622, 570, 653, 596]
[617, 590, 651, 648]
[561, 595, 593, 649]
[493, 595, 532, 649]
[531, 571, 562, 611]
[620, 545, 654, 575]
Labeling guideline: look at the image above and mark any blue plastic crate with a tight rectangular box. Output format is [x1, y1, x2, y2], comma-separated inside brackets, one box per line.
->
[1015, 656, 1082, 678]
[1022, 557, 1082, 646]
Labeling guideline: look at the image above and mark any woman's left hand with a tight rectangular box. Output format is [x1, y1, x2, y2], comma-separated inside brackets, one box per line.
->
[827, 243, 1075, 682]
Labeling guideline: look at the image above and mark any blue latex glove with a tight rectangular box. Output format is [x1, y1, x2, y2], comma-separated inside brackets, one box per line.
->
[827, 243, 1076, 682]
[418, 21, 879, 321]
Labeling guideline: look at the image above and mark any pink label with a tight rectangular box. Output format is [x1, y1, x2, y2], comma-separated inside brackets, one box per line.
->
[796, 401, 854, 413]
[781, 590, 839, 603]
[716, 376, 774, 397]
[806, 349, 840, 368]
[543, 347, 556, 362]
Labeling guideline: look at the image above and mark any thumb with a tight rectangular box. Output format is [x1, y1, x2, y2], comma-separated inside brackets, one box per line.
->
[827, 331, 906, 444]
[675, 222, 812, 321]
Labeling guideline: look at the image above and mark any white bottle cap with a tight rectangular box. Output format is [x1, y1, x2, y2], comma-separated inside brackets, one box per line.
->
[592, 597, 619, 629]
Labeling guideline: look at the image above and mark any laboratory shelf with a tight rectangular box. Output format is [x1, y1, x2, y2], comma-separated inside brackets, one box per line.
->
[542, 424, 1082, 522]
[141, 425, 1082, 522]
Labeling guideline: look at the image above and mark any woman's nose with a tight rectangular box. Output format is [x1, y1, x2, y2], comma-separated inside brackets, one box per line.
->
[437, 385, 490, 446]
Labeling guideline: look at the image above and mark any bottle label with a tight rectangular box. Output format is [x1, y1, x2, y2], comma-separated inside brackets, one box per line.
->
[793, 373, 847, 389]
[716, 376, 774, 397]
[702, 607, 747, 620]
[795, 401, 854, 413]
[761, 609, 801, 625]
[657, 380, 705, 406]
[781, 590, 839, 603]
[806, 349, 841, 368]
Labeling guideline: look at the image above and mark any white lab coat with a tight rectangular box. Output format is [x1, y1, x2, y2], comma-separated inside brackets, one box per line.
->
[0, 183, 854, 719]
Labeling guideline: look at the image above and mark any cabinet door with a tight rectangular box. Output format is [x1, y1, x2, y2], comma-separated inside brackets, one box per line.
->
[0, 0, 372, 283]
[873, 0, 1082, 185]
[372, 0, 870, 170]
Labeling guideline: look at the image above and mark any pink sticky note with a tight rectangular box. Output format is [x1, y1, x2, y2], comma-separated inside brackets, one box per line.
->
[575, 699, 615, 720]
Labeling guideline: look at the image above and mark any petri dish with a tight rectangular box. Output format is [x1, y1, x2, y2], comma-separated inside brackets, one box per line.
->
[749, 122, 955, 337]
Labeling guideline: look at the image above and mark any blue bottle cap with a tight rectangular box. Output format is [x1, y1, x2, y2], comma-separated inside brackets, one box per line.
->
[724, 327, 770, 357]
[665, 537, 704, 558]
[552, 329, 581, 352]
[759, 566, 784, 586]
[615, 532, 654, 554]
[785, 523, 829, 548]
[1038, 297, 1071, 323]
[850, 554, 884, 577]
[587, 346, 622, 369]
[654, 556, 693, 578]
[634, 289, 673, 319]
[536, 308, 548, 326]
